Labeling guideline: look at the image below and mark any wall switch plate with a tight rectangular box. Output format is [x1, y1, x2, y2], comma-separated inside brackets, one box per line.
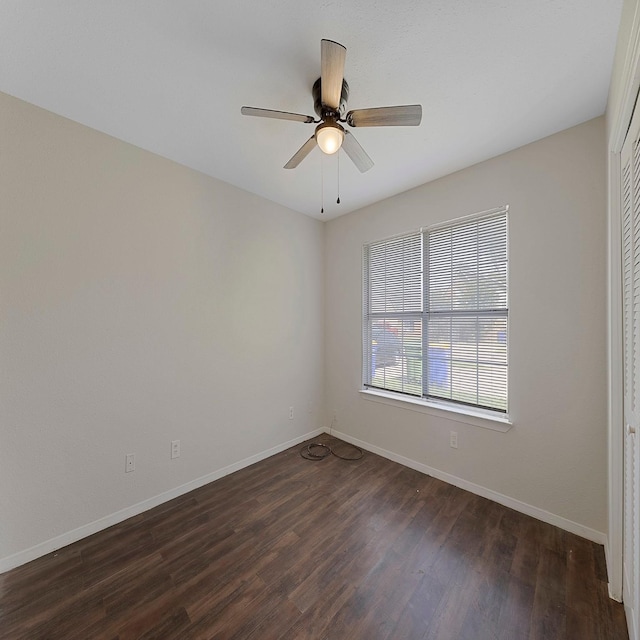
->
[126, 453, 135, 472]
[450, 431, 458, 449]
[171, 440, 180, 459]
[289, 406, 294, 420]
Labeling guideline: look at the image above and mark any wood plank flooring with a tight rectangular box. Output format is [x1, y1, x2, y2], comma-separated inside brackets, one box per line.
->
[0, 434, 629, 639]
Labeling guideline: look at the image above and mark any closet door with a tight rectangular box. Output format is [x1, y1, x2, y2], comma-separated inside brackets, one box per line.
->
[621, 103, 640, 640]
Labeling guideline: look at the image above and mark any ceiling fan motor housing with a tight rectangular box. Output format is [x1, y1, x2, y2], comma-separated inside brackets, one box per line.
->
[313, 77, 349, 119]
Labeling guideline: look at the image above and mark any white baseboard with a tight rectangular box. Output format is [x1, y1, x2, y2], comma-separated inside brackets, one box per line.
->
[606, 540, 624, 602]
[0, 428, 324, 575]
[624, 565, 638, 640]
[330, 428, 608, 547]
[2, 426, 610, 575]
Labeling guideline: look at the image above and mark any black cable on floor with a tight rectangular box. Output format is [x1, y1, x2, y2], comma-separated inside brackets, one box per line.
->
[300, 441, 363, 461]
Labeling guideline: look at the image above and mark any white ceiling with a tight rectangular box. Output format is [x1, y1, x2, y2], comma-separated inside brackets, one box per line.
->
[0, 1, 623, 220]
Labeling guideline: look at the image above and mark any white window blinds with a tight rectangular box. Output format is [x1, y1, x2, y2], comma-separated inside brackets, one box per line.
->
[363, 232, 423, 396]
[363, 208, 508, 413]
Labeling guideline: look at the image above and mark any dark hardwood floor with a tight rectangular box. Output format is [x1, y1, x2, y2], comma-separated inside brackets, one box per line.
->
[0, 434, 629, 639]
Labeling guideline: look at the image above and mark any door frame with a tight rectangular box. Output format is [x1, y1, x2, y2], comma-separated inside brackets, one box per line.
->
[608, 129, 623, 603]
[608, 0, 640, 603]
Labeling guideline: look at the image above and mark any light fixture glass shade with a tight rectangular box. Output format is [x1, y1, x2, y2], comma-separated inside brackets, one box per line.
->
[316, 123, 344, 155]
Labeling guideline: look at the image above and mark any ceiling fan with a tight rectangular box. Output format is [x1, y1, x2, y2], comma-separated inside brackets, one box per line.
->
[241, 39, 422, 173]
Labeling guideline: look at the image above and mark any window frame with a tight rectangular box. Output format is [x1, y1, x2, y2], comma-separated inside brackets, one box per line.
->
[362, 206, 509, 422]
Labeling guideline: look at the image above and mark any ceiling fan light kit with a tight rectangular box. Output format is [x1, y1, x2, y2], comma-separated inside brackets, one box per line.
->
[315, 120, 344, 154]
[241, 39, 422, 173]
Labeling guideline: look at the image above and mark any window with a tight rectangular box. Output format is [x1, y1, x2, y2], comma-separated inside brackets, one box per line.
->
[362, 207, 508, 414]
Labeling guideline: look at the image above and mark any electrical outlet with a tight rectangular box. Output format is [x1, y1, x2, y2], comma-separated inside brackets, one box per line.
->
[450, 431, 458, 449]
[171, 440, 180, 459]
[289, 406, 294, 420]
[125, 453, 135, 472]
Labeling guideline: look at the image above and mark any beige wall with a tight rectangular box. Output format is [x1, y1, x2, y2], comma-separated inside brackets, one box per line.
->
[325, 117, 608, 535]
[0, 91, 325, 565]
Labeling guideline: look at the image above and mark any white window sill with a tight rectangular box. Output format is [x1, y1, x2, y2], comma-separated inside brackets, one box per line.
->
[359, 388, 512, 432]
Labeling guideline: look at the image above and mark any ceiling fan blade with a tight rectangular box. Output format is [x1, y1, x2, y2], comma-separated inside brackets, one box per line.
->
[342, 131, 374, 173]
[284, 135, 317, 169]
[241, 106, 315, 124]
[321, 39, 346, 111]
[346, 105, 422, 127]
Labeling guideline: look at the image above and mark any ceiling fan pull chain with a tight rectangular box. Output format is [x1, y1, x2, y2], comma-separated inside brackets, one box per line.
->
[321, 154, 324, 214]
[337, 152, 341, 204]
